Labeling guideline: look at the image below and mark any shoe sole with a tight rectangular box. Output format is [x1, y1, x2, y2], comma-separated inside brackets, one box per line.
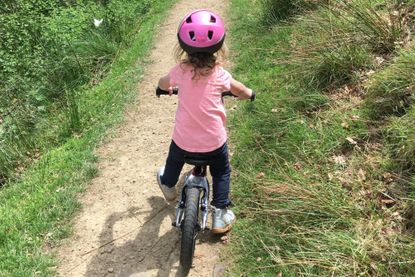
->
[211, 218, 236, 234]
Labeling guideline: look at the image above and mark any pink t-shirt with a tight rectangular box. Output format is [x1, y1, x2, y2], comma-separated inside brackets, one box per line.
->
[168, 63, 231, 153]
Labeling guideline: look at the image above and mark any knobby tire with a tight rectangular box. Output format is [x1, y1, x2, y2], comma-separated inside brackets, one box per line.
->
[180, 187, 200, 273]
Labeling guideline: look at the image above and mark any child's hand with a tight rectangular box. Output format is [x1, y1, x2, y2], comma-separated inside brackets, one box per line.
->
[230, 78, 254, 100]
[168, 86, 174, 96]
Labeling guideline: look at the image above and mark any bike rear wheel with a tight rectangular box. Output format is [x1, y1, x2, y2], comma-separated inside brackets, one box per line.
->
[180, 187, 201, 273]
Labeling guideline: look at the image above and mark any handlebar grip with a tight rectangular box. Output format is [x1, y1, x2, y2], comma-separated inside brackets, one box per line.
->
[156, 87, 178, 97]
[156, 87, 255, 101]
[221, 91, 256, 101]
[250, 91, 256, 101]
[221, 91, 235, 97]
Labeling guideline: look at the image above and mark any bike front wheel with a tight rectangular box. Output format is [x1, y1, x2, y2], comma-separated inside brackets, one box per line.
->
[180, 187, 201, 273]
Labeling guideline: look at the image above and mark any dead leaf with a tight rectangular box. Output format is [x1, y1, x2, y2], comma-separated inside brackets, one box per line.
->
[375, 56, 385, 65]
[392, 211, 403, 221]
[381, 199, 396, 205]
[333, 155, 347, 165]
[229, 105, 237, 111]
[351, 115, 360, 121]
[346, 137, 357, 145]
[357, 169, 366, 182]
[256, 172, 265, 179]
[220, 235, 229, 245]
[338, 176, 350, 188]
[382, 172, 393, 183]
[341, 122, 350, 129]
[344, 85, 351, 94]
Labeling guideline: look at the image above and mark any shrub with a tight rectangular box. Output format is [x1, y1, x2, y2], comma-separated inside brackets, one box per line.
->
[0, 0, 156, 182]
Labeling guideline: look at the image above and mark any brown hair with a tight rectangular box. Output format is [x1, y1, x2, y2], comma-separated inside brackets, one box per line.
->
[174, 43, 228, 79]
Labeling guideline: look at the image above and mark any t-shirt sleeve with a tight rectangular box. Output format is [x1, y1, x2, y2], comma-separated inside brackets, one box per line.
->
[216, 67, 232, 91]
[168, 64, 181, 86]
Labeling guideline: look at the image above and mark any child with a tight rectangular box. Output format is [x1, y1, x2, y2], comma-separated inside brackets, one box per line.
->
[157, 9, 253, 234]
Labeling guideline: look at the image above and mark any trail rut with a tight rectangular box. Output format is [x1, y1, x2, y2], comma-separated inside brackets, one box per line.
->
[56, 1, 230, 276]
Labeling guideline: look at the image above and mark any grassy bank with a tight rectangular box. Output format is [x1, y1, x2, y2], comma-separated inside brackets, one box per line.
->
[0, 0, 175, 275]
[228, 0, 415, 275]
[1, 0, 156, 183]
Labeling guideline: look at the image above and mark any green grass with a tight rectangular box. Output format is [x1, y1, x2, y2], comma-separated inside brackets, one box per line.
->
[386, 108, 415, 172]
[0, 0, 176, 275]
[365, 47, 415, 119]
[260, 0, 327, 25]
[0, 0, 154, 183]
[227, 0, 415, 275]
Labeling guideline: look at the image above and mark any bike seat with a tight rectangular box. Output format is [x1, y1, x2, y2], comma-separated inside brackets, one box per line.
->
[184, 156, 211, 166]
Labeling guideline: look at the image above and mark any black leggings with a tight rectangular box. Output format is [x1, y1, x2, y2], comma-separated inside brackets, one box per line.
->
[161, 141, 231, 208]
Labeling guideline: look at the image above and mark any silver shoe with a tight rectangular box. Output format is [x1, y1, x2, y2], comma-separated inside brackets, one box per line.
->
[212, 207, 236, 234]
[157, 167, 177, 203]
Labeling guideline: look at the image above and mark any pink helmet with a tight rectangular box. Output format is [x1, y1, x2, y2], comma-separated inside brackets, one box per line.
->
[177, 9, 225, 54]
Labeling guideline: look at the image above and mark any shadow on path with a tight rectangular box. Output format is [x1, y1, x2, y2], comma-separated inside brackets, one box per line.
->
[85, 196, 182, 276]
[85, 192, 223, 276]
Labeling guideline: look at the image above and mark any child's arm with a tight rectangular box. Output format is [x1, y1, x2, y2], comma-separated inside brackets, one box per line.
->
[230, 78, 253, 100]
[158, 74, 171, 91]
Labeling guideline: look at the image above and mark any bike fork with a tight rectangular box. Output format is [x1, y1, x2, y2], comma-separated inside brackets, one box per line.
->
[172, 173, 210, 230]
[200, 190, 209, 230]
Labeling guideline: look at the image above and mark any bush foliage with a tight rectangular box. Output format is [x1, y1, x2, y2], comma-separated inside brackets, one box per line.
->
[0, 0, 152, 183]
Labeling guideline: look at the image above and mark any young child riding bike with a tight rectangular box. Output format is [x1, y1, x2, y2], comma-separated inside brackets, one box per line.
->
[156, 9, 253, 234]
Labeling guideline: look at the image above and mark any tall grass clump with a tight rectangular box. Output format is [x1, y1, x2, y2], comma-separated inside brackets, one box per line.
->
[286, 5, 371, 91]
[365, 47, 415, 118]
[385, 108, 415, 172]
[286, 0, 413, 91]
[332, 0, 411, 54]
[261, 0, 326, 24]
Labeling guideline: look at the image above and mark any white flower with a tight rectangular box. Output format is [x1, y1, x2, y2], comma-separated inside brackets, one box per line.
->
[93, 19, 103, 27]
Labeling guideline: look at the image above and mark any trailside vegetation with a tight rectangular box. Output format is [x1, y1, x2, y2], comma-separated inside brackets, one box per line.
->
[0, 0, 153, 184]
[0, 0, 176, 275]
[228, 0, 415, 275]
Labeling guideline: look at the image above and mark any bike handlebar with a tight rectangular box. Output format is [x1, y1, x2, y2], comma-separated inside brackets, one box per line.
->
[156, 87, 256, 101]
[156, 87, 178, 97]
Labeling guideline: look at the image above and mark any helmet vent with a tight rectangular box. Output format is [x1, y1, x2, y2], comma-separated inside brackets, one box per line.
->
[189, 31, 196, 41]
[186, 16, 192, 23]
[208, 30, 213, 40]
[210, 16, 216, 23]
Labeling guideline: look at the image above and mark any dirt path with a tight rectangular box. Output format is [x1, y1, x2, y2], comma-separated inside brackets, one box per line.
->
[56, 1, 230, 276]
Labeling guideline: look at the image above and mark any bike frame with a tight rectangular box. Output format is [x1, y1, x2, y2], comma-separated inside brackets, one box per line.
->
[173, 165, 210, 230]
